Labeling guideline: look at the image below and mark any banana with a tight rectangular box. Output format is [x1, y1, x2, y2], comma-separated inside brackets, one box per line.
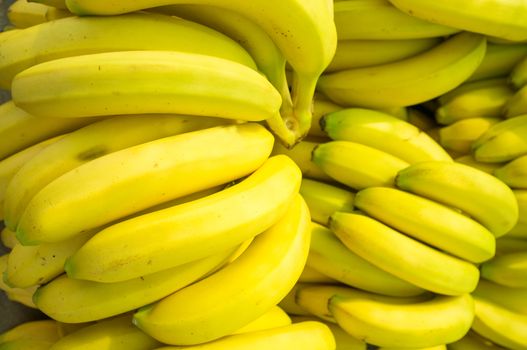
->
[0, 101, 99, 161]
[27, 0, 67, 9]
[321, 108, 452, 164]
[448, 330, 505, 350]
[298, 265, 338, 284]
[468, 42, 527, 82]
[329, 293, 474, 348]
[278, 283, 313, 317]
[48, 313, 161, 350]
[435, 78, 513, 125]
[317, 32, 486, 109]
[330, 212, 480, 295]
[0, 339, 55, 350]
[480, 251, 527, 288]
[454, 155, 504, 175]
[0, 12, 258, 90]
[1, 228, 18, 249]
[16, 123, 273, 245]
[472, 296, 527, 350]
[0, 254, 37, 308]
[307, 222, 426, 297]
[511, 56, 527, 89]
[505, 190, 527, 237]
[388, 0, 527, 41]
[395, 161, 519, 237]
[472, 115, 527, 162]
[271, 139, 333, 182]
[439, 118, 501, 155]
[3, 115, 230, 232]
[65, 154, 299, 282]
[473, 279, 527, 315]
[333, 0, 458, 40]
[503, 87, 527, 118]
[132, 194, 311, 345]
[496, 237, 527, 255]
[310, 94, 342, 137]
[232, 306, 291, 335]
[65, 0, 337, 147]
[33, 248, 237, 323]
[495, 155, 527, 188]
[0, 320, 61, 344]
[7, 0, 70, 29]
[152, 321, 336, 350]
[0, 135, 62, 221]
[312, 141, 409, 190]
[299, 179, 354, 226]
[354, 187, 495, 263]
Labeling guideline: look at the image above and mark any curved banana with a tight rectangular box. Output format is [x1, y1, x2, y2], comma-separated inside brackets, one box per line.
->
[472, 296, 527, 350]
[473, 278, 527, 315]
[495, 155, 527, 188]
[326, 38, 440, 73]
[448, 330, 505, 350]
[3, 115, 230, 232]
[472, 115, 527, 162]
[232, 306, 291, 335]
[16, 123, 274, 245]
[65, 0, 337, 147]
[435, 78, 513, 125]
[388, 0, 527, 41]
[354, 187, 495, 263]
[480, 251, 527, 288]
[333, 0, 458, 40]
[0, 320, 61, 344]
[307, 223, 426, 297]
[511, 56, 527, 89]
[299, 178, 354, 226]
[65, 154, 300, 282]
[151, 321, 336, 350]
[0, 339, 55, 349]
[312, 140, 410, 190]
[439, 118, 501, 155]
[7, 0, 70, 29]
[330, 212, 480, 295]
[132, 194, 311, 345]
[298, 265, 337, 284]
[27, 0, 67, 9]
[505, 194, 527, 239]
[317, 32, 486, 109]
[0, 12, 257, 90]
[277, 283, 313, 317]
[329, 292, 474, 348]
[310, 94, 342, 137]
[503, 87, 527, 118]
[48, 313, 161, 350]
[454, 155, 504, 175]
[468, 42, 527, 82]
[0, 254, 37, 308]
[321, 108, 452, 164]
[395, 161, 519, 237]
[1, 228, 18, 249]
[33, 248, 237, 323]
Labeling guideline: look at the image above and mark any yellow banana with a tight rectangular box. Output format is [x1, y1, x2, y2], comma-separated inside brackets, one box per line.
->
[1, 228, 17, 249]
[395, 161, 519, 237]
[354, 187, 495, 263]
[307, 223, 425, 297]
[473, 278, 527, 315]
[468, 42, 527, 82]
[496, 236, 527, 255]
[3, 115, 230, 232]
[330, 212, 480, 295]
[503, 87, 527, 118]
[0, 320, 61, 344]
[448, 330, 505, 350]
[310, 94, 342, 137]
[277, 283, 313, 317]
[438, 118, 501, 155]
[511, 56, 527, 89]
[27, 0, 67, 9]
[232, 306, 291, 335]
[321, 108, 452, 164]
[298, 265, 338, 284]
[65, 154, 300, 282]
[132, 194, 311, 345]
[495, 155, 527, 188]
[505, 190, 527, 238]
[0, 254, 37, 308]
[7, 0, 70, 29]
[0, 12, 257, 90]
[317, 32, 486, 109]
[480, 251, 527, 288]
[16, 123, 273, 245]
[0, 339, 54, 350]
[454, 155, 504, 175]
[299, 178, 354, 226]
[312, 141, 409, 190]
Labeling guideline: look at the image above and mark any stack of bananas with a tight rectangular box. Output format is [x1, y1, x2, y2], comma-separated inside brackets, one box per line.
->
[1, 0, 527, 349]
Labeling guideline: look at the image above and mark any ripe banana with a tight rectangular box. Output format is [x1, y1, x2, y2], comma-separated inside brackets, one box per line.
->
[395, 161, 519, 237]
[33, 247, 237, 323]
[472, 296, 527, 350]
[317, 32, 486, 109]
[310, 94, 342, 137]
[1, 228, 17, 249]
[3, 115, 229, 232]
[299, 178, 354, 226]
[468, 42, 527, 82]
[132, 194, 311, 345]
[48, 313, 161, 350]
[307, 222, 426, 297]
[473, 278, 527, 315]
[0, 320, 61, 344]
[312, 141, 409, 190]
[329, 292, 474, 348]
[333, 0, 458, 40]
[16, 123, 273, 245]
[321, 108, 452, 164]
[0, 254, 37, 308]
[511, 56, 527, 89]
[0, 339, 55, 349]
[439, 118, 501, 155]
[7, 0, 70, 29]
[496, 237, 527, 255]
[503, 87, 527, 118]
[354, 187, 495, 263]
[28, 0, 67, 9]
[0, 12, 257, 90]
[232, 306, 291, 335]
[330, 212, 480, 295]
[448, 330, 505, 350]
[388, 0, 527, 41]
[65, 154, 300, 282]
[454, 155, 504, 175]
[495, 155, 527, 188]
[480, 251, 527, 288]
[298, 265, 337, 284]
[151, 321, 336, 350]
[278, 283, 313, 317]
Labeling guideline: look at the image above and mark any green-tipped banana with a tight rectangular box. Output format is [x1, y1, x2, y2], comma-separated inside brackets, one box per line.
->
[439, 118, 501, 155]
[468, 42, 527, 82]
[312, 141, 409, 190]
[321, 108, 452, 164]
[330, 212, 480, 295]
[473, 115, 527, 162]
[395, 161, 518, 237]
[473, 279, 527, 315]
[495, 156, 527, 189]
[388, 0, 527, 41]
[133, 194, 311, 345]
[480, 252, 527, 288]
[317, 32, 486, 108]
[354, 187, 495, 263]
[307, 223, 425, 297]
